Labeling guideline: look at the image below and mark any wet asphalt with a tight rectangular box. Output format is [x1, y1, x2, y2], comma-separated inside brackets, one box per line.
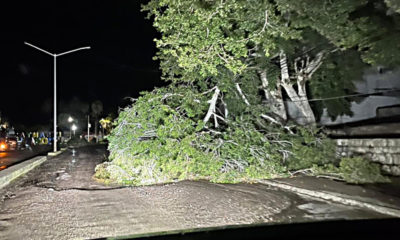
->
[0, 146, 51, 170]
[0, 145, 389, 239]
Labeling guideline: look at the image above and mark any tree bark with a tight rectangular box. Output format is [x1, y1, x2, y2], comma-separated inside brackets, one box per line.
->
[235, 83, 250, 106]
[279, 50, 316, 125]
[258, 70, 287, 122]
[95, 119, 98, 143]
[204, 86, 221, 127]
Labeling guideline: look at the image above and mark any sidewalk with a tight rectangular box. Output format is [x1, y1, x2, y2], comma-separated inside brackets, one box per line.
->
[259, 176, 400, 217]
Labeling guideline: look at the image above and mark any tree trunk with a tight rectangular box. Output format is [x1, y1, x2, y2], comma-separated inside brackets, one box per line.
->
[279, 51, 316, 125]
[258, 70, 287, 122]
[95, 118, 98, 143]
[296, 75, 316, 124]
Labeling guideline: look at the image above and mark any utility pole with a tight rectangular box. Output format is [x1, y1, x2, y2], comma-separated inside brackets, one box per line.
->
[25, 42, 90, 152]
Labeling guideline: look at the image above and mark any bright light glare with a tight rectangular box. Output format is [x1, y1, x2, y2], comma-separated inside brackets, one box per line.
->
[68, 116, 74, 122]
[0, 143, 6, 150]
[71, 124, 77, 131]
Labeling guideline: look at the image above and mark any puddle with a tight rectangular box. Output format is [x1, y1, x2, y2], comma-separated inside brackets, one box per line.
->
[272, 195, 387, 223]
[56, 173, 71, 181]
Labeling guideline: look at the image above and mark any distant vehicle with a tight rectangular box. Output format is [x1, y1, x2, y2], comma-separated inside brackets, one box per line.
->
[82, 133, 96, 142]
[0, 138, 7, 152]
[6, 135, 18, 150]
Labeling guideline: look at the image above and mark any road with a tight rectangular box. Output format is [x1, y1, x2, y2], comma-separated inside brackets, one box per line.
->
[0, 145, 391, 239]
[0, 146, 51, 170]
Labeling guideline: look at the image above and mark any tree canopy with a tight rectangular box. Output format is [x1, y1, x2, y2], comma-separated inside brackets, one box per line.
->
[143, 0, 399, 123]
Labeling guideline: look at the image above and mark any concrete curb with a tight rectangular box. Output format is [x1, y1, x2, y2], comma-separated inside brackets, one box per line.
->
[0, 156, 47, 189]
[258, 179, 400, 218]
[48, 148, 67, 156]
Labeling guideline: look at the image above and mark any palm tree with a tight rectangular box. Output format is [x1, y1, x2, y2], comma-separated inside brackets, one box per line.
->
[91, 100, 103, 142]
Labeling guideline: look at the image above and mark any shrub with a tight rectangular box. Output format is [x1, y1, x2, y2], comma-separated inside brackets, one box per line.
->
[339, 157, 389, 184]
[94, 162, 111, 180]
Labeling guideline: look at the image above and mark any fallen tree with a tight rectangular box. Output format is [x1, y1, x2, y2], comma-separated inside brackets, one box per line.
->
[97, 86, 338, 185]
[95, 0, 397, 185]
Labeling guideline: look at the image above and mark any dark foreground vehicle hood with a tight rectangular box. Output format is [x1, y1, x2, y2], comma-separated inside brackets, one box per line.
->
[92, 218, 399, 240]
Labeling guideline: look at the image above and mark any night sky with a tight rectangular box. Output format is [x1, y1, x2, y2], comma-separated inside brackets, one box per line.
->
[0, 0, 163, 128]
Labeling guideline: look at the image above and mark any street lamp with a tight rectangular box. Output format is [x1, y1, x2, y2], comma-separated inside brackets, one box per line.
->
[25, 42, 90, 152]
[68, 116, 74, 139]
[71, 124, 77, 136]
[87, 115, 91, 142]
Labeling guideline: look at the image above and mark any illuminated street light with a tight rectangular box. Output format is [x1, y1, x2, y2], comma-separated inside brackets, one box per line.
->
[25, 42, 90, 152]
[87, 115, 91, 142]
[71, 124, 77, 136]
[68, 116, 74, 139]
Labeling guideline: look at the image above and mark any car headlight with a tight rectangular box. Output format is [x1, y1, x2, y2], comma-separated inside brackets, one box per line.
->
[0, 143, 6, 150]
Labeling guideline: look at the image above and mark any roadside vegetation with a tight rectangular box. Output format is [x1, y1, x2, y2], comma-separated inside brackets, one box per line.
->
[95, 0, 398, 185]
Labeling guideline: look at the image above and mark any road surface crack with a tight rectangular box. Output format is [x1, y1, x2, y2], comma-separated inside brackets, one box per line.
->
[35, 184, 130, 192]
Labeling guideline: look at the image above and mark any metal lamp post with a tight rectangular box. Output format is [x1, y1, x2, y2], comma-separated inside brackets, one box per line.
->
[24, 42, 90, 152]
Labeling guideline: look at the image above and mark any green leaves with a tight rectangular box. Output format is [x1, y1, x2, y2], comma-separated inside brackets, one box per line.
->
[100, 84, 386, 185]
[385, 0, 400, 13]
[276, 0, 400, 66]
[309, 50, 366, 121]
[312, 157, 390, 184]
[143, 0, 299, 82]
[339, 157, 389, 184]
[101, 84, 341, 185]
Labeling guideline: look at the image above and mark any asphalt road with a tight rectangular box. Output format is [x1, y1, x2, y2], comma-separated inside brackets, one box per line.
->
[0, 145, 390, 239]
[0, 146, 51, 170]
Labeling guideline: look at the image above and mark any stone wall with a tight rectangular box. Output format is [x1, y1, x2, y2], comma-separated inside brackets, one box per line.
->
[336, 139, 400, 176]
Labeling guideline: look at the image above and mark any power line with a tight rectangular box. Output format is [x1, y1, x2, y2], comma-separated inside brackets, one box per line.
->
[283, 89, 400, 103]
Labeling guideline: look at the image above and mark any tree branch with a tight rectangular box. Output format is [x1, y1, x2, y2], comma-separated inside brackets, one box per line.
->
[235, 83, 250, 106]
[279, 50, 291, 85]
[305, 50, 326, 78]
[203, 86, 221, 125]
[261, 114, 280, 125]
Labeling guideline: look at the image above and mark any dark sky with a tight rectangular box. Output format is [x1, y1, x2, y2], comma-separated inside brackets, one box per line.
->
[0, 0, 163, 128]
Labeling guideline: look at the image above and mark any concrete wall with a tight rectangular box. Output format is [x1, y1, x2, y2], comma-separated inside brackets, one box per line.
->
[328, 122, 400, 137]
[336, 139, 400, 176]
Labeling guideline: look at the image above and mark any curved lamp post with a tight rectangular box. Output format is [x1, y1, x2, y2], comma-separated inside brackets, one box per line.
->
[24, 42, 90, 152]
